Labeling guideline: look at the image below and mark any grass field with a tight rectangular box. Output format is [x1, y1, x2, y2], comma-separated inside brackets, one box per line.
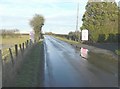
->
[1, 35, 30, 61]
[2, 35, 29, 45]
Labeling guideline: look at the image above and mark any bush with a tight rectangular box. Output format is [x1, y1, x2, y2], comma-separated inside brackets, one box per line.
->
[97, 34, 106, 43]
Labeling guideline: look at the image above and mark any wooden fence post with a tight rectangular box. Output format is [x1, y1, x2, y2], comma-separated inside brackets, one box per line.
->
[0, 50, 2, 65]
[9, 48, 14, 65]
[0, 50, 2, 63]
[19, 44, 22, 52]
[22, 43, 24, 51]
[27, 40, 29, 47]
[15, 44, 18, 57]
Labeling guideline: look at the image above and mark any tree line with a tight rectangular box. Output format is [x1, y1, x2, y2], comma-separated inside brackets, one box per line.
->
[0, 29, 21, 38]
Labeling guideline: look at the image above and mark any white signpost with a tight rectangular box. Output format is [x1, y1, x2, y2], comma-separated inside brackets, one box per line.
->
[29, 31, 34, 43]
[81, 29, 88, 41]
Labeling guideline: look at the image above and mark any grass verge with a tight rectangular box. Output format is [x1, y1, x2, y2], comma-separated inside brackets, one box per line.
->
[54, 36, 79, 44]
[14, 41, 44, 87]
[115, 49, 120, 56]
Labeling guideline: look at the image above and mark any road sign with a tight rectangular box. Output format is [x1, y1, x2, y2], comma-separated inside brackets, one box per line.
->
[29, 31, 34, 43]
[81, 29, 88, 41]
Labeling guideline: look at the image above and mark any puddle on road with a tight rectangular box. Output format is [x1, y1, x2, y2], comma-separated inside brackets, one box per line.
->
[80, 47, 118, 74]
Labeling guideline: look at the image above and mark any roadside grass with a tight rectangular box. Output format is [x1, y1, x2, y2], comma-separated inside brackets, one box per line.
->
[14, 41, 44, 87]
[54, 36, 79, 44]
[115, 49, 120, 56]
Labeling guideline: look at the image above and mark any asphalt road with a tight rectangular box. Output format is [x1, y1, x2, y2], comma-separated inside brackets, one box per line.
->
[43, 35, 118, 87]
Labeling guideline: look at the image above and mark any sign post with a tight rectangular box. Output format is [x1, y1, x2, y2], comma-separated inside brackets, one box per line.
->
[81, 29, 88, 41]
[29, 31, 34, 43]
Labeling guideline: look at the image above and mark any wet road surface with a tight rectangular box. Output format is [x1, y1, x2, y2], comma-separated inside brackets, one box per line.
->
[43, 35, 118, 87]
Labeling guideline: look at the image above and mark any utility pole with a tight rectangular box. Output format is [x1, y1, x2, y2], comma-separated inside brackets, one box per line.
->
[75, 2, 79, 41]
[76, 2, 79, 32]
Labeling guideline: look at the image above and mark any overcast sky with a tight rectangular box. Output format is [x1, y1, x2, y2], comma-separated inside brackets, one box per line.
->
[0, 0, 119, 34]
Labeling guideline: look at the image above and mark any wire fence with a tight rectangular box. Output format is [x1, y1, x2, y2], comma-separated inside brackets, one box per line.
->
[0, 39, 35, 87]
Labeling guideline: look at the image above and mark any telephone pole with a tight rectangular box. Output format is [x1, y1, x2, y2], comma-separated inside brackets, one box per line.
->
[75, 2, 79, 41]
[76, 2, 79, 32]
